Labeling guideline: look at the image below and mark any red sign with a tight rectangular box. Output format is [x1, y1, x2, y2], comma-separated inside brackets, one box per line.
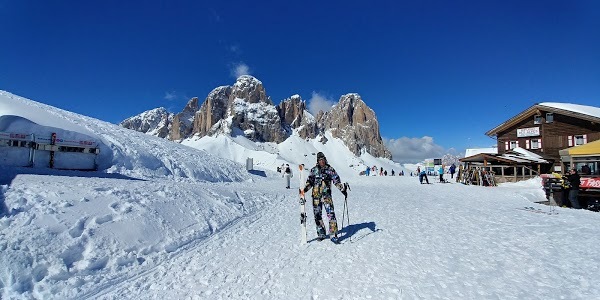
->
[581, 177, 600, 189]
[10, 133, 27, 139]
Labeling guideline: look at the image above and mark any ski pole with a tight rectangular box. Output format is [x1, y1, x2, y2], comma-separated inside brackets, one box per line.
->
[341, 182, 351, 231]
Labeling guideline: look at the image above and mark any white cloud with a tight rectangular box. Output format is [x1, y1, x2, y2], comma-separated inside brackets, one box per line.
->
[228, 44, 241, 54]
[231, 63, 250, 78]
[307, 92, 335, 116]
[384, 136, 446, 163]
[164, 91, 177, 101]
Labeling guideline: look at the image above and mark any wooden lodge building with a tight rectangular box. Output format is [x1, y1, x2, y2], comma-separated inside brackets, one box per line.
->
[460, 102, 600, 183]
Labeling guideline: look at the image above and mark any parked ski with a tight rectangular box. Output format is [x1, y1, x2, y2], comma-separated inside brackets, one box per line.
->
[300, 191, 307, 245]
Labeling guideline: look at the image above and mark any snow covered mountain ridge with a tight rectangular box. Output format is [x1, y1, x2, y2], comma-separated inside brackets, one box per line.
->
[120, 75, 391, 159]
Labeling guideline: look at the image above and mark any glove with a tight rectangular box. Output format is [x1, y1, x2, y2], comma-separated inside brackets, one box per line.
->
[342, 188, 348, 198]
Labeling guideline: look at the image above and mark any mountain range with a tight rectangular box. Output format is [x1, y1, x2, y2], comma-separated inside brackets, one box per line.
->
[120, 75, 392, 160]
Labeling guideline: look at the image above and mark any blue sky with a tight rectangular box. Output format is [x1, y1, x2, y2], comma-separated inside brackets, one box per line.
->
[1, 0, 599, 162]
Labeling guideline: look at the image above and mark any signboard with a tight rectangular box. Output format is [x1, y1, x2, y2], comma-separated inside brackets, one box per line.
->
[517, 127, 540, 138]
[423, 159, 435, 173]
[581, 177, 600, 189]
[35, 136, 98, 147]
[0, 132, 32, 141]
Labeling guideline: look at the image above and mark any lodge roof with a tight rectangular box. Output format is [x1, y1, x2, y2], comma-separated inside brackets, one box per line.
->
[460, 147, 550, 165]
[485, 102, 600, 137]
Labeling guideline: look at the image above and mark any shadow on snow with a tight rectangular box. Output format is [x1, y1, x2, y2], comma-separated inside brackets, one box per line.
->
[338, 221, 382, 243]
[248, 170, 267, 177]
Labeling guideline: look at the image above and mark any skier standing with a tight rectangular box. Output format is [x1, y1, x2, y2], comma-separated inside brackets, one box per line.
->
[301, 152, 347, 242]
[449, 164, 456, 179]
[283, 164, 293, 189]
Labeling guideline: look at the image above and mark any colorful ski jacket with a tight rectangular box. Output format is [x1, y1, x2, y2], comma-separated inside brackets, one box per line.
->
[303, 164, 344, 199]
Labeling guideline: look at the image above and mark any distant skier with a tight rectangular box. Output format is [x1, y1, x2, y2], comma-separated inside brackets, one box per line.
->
[438, 165, 445, 183]
[283, 164, 293, 189]
[449, 164, 456, 179]
[391, 169, 395, 176]
[365, 165, 370, 176]
[301, 152, 347, 242]
[419, 170, 429, 184]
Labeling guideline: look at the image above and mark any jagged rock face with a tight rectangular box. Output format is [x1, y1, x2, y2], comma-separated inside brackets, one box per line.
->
[228, 98, 286, 142]
[224, 76, 286, 143]
[119, 77, 392, 159]
[194, 86, 231, 137]
[322, 93, 392, 159]
[120, 107, 172, 138]
[230, 75, 271, 105]
[277, 95, 305, 127]
[277, 95, 321, 140]
[170, 97, 199, 141]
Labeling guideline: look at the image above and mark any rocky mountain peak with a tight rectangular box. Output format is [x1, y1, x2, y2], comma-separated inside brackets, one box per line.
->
[121, 79, 392, 159]
[277, 94, 306, 128]
[170, 97, 200, 141]
[323, 93, 391, 159]
[119, 107, 172, 138]
[194, 86, 231, 137]
[231, 75, 271, 105]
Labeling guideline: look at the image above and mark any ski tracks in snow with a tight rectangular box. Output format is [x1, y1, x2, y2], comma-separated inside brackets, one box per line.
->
[70, 176, 600, 299]
[93, 184, 291, 299]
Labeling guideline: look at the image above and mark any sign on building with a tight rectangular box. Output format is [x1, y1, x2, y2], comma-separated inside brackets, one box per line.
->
[517, 127, 540, 138]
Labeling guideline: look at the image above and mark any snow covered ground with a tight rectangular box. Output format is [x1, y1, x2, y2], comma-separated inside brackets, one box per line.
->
[1, 91, 600, 299]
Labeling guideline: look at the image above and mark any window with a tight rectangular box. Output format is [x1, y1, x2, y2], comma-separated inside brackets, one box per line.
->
[534, 115, 542, 124]
[546, 113, 554, 123]
[530, 139, 540, 149]
[510, 141, 517, 149]
[568, 134, 587, 147]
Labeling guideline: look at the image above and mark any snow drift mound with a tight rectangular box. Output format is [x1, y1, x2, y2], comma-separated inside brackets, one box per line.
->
[0, 91, 250, 182]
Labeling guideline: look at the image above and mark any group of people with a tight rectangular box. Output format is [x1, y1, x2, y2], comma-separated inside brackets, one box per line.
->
[364, 165, 404, 176]
[280, 152, 348, 242]
[415, 164, 457, 184]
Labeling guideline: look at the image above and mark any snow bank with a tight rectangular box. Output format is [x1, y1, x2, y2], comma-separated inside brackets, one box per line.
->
[0, 91, 250, 182]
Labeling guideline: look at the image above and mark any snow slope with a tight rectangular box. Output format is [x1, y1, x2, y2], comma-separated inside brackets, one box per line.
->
[0, 91, 250, 182]
[182, 132, 408, 179]
[1, 91, 600, 299]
